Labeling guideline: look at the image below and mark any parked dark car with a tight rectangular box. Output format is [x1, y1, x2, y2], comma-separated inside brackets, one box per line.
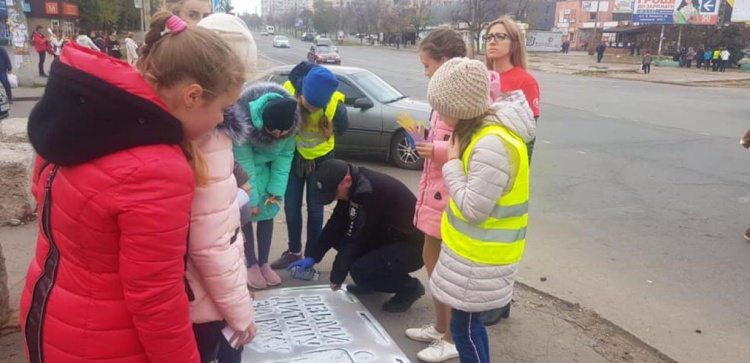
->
[264, 65, 429, 170]
[308, 45, 341, 65]
[302, 33, 315, 42]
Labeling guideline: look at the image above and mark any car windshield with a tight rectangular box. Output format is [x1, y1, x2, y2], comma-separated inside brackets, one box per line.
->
[316, 46, 334, 53]
[350, 71, 405, 104]
[317, 39, 333, 45]
[276, 36, 288, 41]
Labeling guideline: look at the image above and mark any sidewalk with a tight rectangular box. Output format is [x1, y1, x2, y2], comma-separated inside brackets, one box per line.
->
[527, 51, 750, 87]
[1, 213, 672, 362]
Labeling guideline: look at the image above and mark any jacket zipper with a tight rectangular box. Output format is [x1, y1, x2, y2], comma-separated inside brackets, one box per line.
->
[24, 165, 60, 363]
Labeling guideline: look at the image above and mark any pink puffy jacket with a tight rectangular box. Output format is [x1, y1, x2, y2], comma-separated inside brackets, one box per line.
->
[186, 129, 255, 332]
[414, 71, 500, 238]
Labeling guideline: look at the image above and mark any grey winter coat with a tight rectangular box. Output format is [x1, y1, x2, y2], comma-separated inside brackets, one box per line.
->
[429, 93, 537, 312]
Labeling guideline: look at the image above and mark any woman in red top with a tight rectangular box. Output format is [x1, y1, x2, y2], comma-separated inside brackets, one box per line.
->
[31, 26, 48, 77]
[484, 16, 540, 159]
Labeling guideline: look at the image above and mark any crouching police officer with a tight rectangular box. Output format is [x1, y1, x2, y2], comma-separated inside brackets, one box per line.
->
[288, 159, 425, 312]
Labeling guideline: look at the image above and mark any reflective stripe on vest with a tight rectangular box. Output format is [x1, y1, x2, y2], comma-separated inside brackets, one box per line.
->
[440, 124, 530, 265]
[283, 80, 344, 160]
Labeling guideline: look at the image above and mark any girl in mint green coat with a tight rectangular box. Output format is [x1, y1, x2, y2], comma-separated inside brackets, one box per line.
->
[224, 82, 299, 289]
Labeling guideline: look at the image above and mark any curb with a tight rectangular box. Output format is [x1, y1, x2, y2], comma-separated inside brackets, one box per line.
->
[515, 280, 678, 363]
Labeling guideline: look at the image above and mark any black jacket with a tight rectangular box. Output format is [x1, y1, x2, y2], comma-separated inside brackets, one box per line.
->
[305, 166, 424, 285]
[0, 46, 11, 72]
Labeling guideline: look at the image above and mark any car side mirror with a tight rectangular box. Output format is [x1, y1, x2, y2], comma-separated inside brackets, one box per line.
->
[354, 98, 374, 109]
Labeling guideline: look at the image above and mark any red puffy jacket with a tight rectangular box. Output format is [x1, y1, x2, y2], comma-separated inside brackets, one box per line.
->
[32, 31, 48, 52]
[20, 43, 200, 362]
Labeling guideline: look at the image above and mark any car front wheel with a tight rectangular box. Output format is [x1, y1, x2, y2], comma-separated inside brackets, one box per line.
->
[390, 130, 424, 170]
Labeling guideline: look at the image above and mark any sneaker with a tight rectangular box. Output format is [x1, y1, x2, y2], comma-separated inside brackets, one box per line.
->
[480, 303, 511, 326]
[382, 278, 425, 313]
[260, 264, 281, 286]
[417, 339, 459, 363]
[346, 283, 375, 295]
[270, 250, 302, 270]
[246, 264, 267, 290]
[405, 325, 444, 343]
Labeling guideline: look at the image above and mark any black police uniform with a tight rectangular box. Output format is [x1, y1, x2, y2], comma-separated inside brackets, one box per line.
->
[305, 165, 424, 294]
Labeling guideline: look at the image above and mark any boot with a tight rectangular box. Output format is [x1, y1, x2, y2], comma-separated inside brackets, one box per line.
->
[382, 278, 424, 312]
[260, 264, 281, 286]
[246, 264, 267, 290]
[480, 303, 511, 326]
[270, 249, 303, 270]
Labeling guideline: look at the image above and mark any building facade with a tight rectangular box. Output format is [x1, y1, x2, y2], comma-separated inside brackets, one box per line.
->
[27, 0, 79, 40]
[554, 0, 634, 49]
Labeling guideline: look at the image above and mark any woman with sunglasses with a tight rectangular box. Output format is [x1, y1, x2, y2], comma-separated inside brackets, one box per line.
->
[484, 16, 540, 161]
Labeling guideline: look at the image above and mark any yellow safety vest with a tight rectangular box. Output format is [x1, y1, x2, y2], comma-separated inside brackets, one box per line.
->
[441, 124, 530, 265]
[283, 81, 345, 160]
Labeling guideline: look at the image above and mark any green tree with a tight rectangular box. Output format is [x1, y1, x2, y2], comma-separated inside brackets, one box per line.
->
[313, 0, 337, 35]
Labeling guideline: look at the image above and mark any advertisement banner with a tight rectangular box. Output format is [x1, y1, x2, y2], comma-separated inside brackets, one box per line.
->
[730, 0, 750, 21]
[582, 1, 610, 12]
[633, 0, 720, 24]
[526, 31, 563, 52]
[614, 0, 635, 12]
[213, 0, 227, 12]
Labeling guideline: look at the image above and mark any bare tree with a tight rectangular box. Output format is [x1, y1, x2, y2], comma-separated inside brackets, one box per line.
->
[456, 0, 508, 54]
[347, 0, 370, 43]
[408, 0, 434, 41]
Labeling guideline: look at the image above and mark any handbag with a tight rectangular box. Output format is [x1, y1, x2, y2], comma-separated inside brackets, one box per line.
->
[8, 73, 18, 88]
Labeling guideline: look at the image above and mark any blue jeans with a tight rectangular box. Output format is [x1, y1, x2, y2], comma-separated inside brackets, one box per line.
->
[451, 309, 490, 363]
[284, 151, 333, 253]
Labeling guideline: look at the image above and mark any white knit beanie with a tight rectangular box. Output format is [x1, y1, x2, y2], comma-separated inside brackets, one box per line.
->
[427, 57, 491, 120]
[198, 14, 258, 73]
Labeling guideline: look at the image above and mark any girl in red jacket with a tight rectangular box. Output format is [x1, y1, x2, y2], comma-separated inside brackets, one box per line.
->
[20, 12, 245, 363]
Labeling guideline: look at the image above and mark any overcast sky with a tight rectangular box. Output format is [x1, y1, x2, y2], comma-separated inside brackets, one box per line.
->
[232, 0, 261, 15]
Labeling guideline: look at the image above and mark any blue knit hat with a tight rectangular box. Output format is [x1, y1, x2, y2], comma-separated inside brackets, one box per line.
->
[302, 67, 339, 109]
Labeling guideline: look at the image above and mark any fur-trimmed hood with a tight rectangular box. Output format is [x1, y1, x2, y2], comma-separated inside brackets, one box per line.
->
[220, 82, 300, 147]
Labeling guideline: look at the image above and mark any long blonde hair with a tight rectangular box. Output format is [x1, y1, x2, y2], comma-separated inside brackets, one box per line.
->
[485, 16, 528, 71]
[454, 110, 501, 158]
[299, 95, 333, 140]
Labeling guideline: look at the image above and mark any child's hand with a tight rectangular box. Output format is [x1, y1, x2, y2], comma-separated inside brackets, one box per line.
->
[241, 183, 251, 195]
[251, 206, 260, 216]
[448, 133, 461, 161]
[415, 142, 434, 159]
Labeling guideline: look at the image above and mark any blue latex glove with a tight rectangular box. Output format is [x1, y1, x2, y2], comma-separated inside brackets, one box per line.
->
[287, 257, 315, 272]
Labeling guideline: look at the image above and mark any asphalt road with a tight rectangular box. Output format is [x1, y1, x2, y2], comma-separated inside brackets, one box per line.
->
[253, 33, 750, 362]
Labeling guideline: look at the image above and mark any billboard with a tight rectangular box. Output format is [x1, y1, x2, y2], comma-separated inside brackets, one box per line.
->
[526, 31, 563, 52]
[633, 0, 720, 24]
[730, 0, 750, 21]
[614, 0, 635, 12]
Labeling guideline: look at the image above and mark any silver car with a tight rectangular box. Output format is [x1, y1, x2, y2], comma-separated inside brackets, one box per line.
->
[273, 36, 290, 48]
[264, 65, 430, 170]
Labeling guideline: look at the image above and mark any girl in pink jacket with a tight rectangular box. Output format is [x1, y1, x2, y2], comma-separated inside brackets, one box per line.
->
[408, 28, 500, 362]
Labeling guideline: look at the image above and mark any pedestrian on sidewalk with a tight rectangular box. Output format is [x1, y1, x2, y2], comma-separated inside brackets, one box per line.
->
[49, 29, 64, 59]
[407, 28, 469, 363]
[720, 48, 730, 72]
[642, 50, 652, 74]
[125, 32, 139, 66]
[686, 47, 695, 68]
[485, 15, 540, 162]
[704, 49, 712, 70]
[92, 31, 105, 53]
[76, 28, 100, 51]
[712, 48, 720, 71]
[696, 48, 704, 69]
[427, 57, 536, 363]
[106, 31, 122, 59]
[287, 159, 426, 312]
[31, 26, 48, 77]
[269, 62, 348, 270]
[19, 12, 247, 362]
[596, 42, 607, 63]
[0, 45, 13, 103]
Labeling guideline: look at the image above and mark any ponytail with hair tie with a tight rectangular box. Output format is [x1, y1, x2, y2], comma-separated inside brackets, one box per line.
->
[161, 16, 188, 36]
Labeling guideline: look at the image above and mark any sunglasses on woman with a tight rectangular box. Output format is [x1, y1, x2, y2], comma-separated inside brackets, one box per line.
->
[483, 33, 512, 42]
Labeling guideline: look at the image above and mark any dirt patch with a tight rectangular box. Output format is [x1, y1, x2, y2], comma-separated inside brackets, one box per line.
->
[515, 283, 676, 363]
[689, 79, 750, 88]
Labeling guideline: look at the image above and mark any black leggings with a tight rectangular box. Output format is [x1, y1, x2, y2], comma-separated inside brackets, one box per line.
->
[193, 321, 226, 363]
[37, 50, 46, 76]
[243, 219, 274, 266]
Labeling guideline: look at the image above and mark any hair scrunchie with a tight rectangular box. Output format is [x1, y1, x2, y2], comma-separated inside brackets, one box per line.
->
[161, 15, 188, 36]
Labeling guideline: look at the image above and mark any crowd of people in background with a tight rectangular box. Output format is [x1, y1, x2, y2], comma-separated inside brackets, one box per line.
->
[674, 46, 731, 72]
